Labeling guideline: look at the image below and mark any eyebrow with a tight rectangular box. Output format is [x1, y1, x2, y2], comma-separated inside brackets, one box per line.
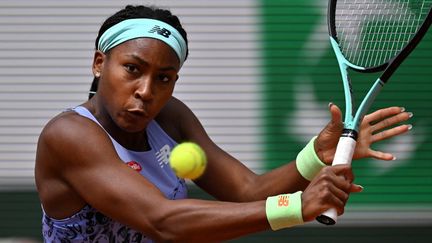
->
[126, 54, 178, 72]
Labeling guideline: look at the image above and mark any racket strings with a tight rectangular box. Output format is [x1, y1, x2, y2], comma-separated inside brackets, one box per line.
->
[336, 0, 432, 68]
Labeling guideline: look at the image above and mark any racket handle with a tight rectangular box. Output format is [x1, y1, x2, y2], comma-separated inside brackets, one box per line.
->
[316, 135, 357, 225]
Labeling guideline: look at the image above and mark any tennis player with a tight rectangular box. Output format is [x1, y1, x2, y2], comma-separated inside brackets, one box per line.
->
[35, 5, 412, 242]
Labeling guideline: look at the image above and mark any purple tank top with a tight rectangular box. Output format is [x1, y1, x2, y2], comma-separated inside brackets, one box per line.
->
[41, 106, 187, 242]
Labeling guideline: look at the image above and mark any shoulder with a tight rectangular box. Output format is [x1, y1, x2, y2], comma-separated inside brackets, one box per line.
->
[35, 109, 121, 190]
[159, 96, 192, 116]
[37, 110, 113, 166]
[155, 97, 204, 142]
[40, 110, 105, 145]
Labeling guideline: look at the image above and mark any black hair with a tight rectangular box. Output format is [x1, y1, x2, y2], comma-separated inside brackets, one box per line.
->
[88, 5, 189, 99]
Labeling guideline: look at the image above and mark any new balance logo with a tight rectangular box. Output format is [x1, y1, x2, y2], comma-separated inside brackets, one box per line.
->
[149, 25, 171, 38]
[278, 195, 289, 207]
[156, 144, 171, 168]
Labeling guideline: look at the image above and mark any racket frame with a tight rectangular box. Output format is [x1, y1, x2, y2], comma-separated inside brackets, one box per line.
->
[316, 0, 432, 225]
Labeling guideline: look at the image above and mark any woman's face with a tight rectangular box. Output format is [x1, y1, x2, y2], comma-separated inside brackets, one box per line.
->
[93, 38, 180, 133]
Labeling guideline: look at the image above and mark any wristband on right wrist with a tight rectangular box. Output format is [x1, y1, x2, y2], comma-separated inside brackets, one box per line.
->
[296, 136, 326, 181]
[265, 191, 304, 231]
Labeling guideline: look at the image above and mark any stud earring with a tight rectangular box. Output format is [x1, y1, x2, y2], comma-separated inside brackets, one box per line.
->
[95, 72, 100, 78]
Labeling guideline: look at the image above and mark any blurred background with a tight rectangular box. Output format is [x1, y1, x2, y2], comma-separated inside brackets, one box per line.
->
[0, 0, 431, 242]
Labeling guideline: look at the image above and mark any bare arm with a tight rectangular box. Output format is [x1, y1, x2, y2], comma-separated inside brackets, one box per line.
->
[36, 112, 270, 242]
[162, 99, 412, 202]
[35, 101, 410, 242]
[159, 98, 313, 202]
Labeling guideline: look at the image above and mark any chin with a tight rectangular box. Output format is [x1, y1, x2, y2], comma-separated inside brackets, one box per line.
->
[120, 124, 147, 134]
[117, 114, 150, 133]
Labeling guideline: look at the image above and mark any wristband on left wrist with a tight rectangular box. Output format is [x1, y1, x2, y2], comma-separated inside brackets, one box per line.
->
[265, 191, 304, 230]
[296, 136, 327, 181]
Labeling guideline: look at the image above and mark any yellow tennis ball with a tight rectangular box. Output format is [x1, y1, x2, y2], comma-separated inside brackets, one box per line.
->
[169, 142, 207, 180]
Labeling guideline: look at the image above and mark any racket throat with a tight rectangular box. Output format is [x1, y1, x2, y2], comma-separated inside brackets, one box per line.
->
[351, 79, 385, 131]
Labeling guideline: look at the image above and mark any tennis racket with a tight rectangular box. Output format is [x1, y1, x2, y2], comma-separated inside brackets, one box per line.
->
[315, 0, 432, 225]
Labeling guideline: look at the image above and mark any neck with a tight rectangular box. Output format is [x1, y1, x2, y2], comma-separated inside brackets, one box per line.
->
[83, 99, 151, 152]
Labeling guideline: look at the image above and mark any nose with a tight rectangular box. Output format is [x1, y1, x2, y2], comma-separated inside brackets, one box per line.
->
[134, 78, 154, 101]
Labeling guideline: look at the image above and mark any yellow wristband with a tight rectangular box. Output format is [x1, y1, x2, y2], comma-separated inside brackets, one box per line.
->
[265, 191, 304, 230]
[296, 136, 326, 181]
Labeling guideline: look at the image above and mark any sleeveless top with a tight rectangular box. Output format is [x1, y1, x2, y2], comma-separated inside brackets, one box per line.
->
[41, 106, 188, 242]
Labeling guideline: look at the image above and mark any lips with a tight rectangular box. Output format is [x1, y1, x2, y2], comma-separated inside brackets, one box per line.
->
[127, 107, 145, 113]
[126, 108, 147, 118]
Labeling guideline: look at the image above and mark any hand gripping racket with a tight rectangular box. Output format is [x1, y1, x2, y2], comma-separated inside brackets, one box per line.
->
[316, 0, 432, 225]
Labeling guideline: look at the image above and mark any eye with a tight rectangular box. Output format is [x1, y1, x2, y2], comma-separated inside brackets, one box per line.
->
[124, 64, 139, 73]
[158, 74, 172, 83]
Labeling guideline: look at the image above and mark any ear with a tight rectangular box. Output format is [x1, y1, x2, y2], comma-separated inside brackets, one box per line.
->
[92, 50, 105, 78]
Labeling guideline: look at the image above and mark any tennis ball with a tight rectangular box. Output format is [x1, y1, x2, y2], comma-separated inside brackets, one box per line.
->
[169, 142, 207, 180]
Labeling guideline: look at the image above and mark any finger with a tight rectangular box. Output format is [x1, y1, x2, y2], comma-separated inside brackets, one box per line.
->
[363, 106, 405, 124]
[330, 175, 355, 216]
[368, 149, 395, 161]
[314, 178, 349, 216]
[314, 166, 352, 215]
[321, 166, 355, 203]
[371, 124, 412, 143]
[371, 111, 413, 132]
[329, 103, 343, 126]
[327, 182, 351, 216]
[331, 164, 354, 181]
[350, 184, 364, 193]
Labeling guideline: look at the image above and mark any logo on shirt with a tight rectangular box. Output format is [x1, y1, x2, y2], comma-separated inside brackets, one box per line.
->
[156, 144, 171, 168]
[126, 161, 142, 172]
